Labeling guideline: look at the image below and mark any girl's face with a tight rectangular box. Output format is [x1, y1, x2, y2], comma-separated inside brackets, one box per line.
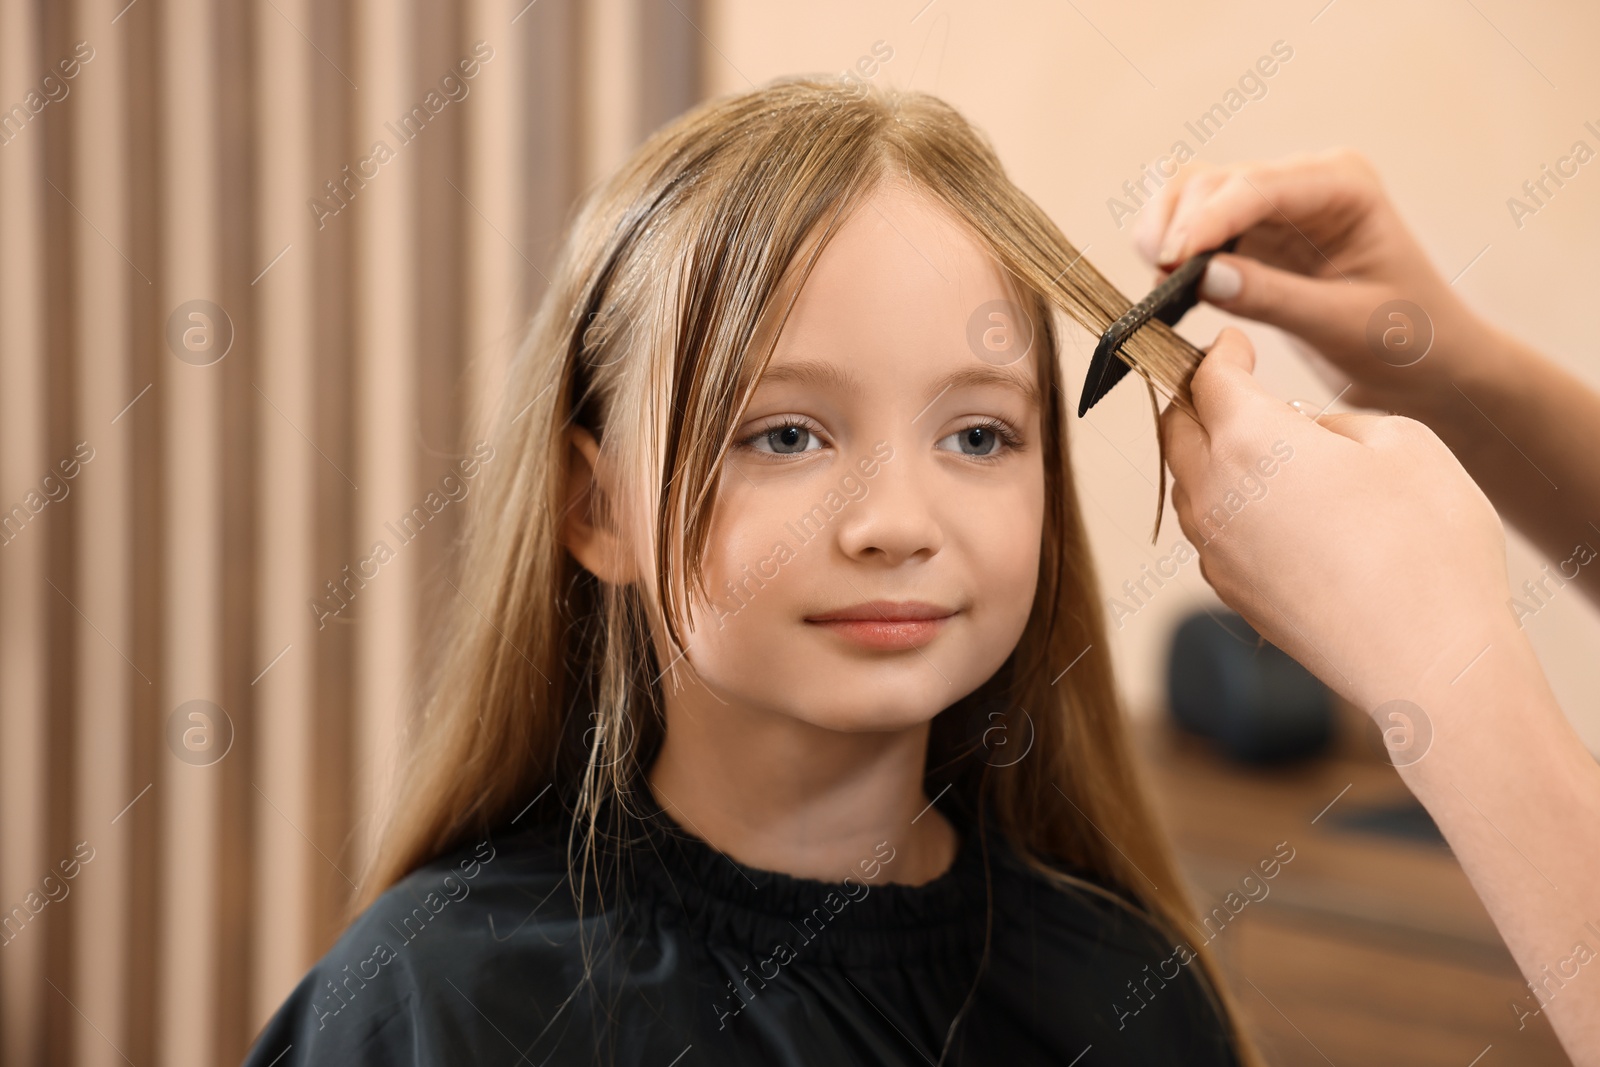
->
[678, 180, 1046, 732]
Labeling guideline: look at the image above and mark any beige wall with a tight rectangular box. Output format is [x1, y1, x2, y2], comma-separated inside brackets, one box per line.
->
[704, 0, 1600, 749]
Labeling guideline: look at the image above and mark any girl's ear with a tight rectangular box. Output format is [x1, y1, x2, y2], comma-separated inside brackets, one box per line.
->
[561, 426, 638, 585]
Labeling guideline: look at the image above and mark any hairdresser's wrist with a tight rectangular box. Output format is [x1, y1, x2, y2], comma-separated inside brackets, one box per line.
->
[1390, 618, 1558, 782]
[1410, 612, 1537, 711]
[1361, 608, 1516, 717]
[1386, 308, 1529, 432]
[1393, 608, 1600, 1067]
[1390, 617, 1598, 881]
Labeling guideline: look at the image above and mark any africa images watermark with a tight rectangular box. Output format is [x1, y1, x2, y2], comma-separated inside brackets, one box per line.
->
[712, 840, 898, 1031]
[0, 41, 95, 148]
[1508, 539, 1597, 629]
[1107, 539, 1199, 632]
[1190, 439, 1294, 544]
[0, 441, 96, 548]
[307, 41, 495, 230]
[1, 841, 97, 950]
[1106, 440, 1294, 629]
[1510, 918, 1600, 1032]
[837, 39, 894, 98]
[309, 839, 497, 1030]
[309, 441, 495, 630]
[707, 440, 896, 629]
[1105, 40, 1296, 230]
[1506, 119, 1600, 231]
[1112, 840, 1297, 1030]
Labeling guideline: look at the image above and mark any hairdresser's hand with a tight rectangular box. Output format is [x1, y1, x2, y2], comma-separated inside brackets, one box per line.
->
[1160, 328, 1519, 714]
[1134, 149, 1494, 420]
[1165, 330, 1600, 1067]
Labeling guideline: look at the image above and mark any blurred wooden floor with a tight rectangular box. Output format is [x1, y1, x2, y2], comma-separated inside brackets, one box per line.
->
[1138, 706, 1572, 1067]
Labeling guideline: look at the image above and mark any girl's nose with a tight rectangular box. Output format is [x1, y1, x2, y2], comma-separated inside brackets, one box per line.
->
[832, 453, 944, 565]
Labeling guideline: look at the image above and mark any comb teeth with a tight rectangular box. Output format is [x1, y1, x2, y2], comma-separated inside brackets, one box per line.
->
[1116, 265, 1192, 335]
[1076, 237, 1237, 417]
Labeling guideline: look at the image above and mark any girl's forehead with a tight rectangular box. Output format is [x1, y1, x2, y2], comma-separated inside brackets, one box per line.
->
[768, 185, 1022, 350]
[813, 181, 1009, 293]
[732, 180, 1044, 406]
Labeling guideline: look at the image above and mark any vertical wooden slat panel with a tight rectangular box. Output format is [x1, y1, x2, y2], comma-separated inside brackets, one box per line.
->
[0, 0, 685, 1059]
[215, 0, 260, 1058]
[411, 0, 466, 684]
[0, 2, 48, 1063]
[42, 0, 83, 1059]
[158, 0, 221, 1061]
[124, 0, 167, 1061]
[581, 0, 640, 187]
[525, 1, 582, 292]
[72, 0, 133, 1063]
[305, 0, 357, 956]
[639, 0, 703, 135]
[250, 0, 318, 1034]
[350, 0, 416, 876]
[465, 0, 527, 411]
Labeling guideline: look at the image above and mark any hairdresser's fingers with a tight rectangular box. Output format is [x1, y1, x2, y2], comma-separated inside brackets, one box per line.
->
[1141, 168, 1231, 266]
[1160, 397, 1212, 482]
[1167, 477, 1208, 552]
[1309, 410, 1383, 444]
[1197, 254, 1387, 354]
[1185, 328, 1279, 432]
[1155, 149, 1379, 268]
[1155, 170, 1290, 268]
[1312, 409, 1447, 464]
[1133, 162, 1221, 265]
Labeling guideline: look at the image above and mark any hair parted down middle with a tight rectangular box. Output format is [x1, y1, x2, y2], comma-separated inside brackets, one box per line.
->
[355, 75, 1259, 1065]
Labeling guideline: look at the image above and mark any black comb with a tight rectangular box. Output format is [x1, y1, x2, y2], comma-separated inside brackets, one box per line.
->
[1077, 237, 1237, 417]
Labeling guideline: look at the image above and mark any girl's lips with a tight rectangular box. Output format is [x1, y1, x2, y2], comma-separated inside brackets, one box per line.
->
[805, 614, 953, 651]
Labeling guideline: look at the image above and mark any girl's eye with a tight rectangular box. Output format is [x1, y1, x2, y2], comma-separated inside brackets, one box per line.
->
[938, 420, 1021, 458]
[740, 418, 1019, 459]
[744, 422, 824, 456]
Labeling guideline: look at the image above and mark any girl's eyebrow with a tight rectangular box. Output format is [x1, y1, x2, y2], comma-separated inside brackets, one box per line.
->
[758, 358, 1041, 409]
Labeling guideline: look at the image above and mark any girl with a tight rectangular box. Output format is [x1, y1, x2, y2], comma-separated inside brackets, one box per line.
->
[243, 77, 1259, 1066]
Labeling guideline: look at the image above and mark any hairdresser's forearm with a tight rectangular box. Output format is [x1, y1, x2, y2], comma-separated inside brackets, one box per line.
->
[1402, 629, 1600, 1063]
[1409, 320, 1600, 608]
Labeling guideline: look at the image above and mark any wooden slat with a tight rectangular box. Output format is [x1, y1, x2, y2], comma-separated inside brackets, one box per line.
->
[464, 0, 525, 429]
[42, 0, 84, 1061]
[123, 2, 167, 1061]
[159, 0, 223, 1056]
[72, 0, 133, 1063]
[523, 0, 581, 284]
[214, 0, 261, 1058]
[303, 0, 358, 960]
[0, 2, 49, 1063]
[409, 0, 467, 694]
[581, 0, 641, 186]
[249, 0, 318, 1038]
[639, 0, 703, 135]
[350, 0, 416, 881]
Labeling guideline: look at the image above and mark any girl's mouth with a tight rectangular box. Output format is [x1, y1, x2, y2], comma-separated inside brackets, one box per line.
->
[804, 600, 957, 651]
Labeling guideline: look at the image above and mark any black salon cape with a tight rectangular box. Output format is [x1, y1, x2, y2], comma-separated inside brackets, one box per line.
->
[242, 792, 1240, 1066]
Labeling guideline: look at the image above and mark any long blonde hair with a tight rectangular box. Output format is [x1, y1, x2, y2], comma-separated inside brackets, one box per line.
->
[356, 76, 1260, 1064]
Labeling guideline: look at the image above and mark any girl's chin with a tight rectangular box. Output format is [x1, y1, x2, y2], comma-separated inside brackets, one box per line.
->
[775, 698, 948, 735]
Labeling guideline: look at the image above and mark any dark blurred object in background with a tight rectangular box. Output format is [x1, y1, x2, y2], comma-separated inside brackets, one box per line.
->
[1166, 609, 1333, 763]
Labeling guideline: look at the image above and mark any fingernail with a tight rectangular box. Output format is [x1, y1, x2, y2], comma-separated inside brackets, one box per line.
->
[1134, 224, 1160, 265]
[1157, 228, 1186, 265]
[1200, 259, 1241, 302]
